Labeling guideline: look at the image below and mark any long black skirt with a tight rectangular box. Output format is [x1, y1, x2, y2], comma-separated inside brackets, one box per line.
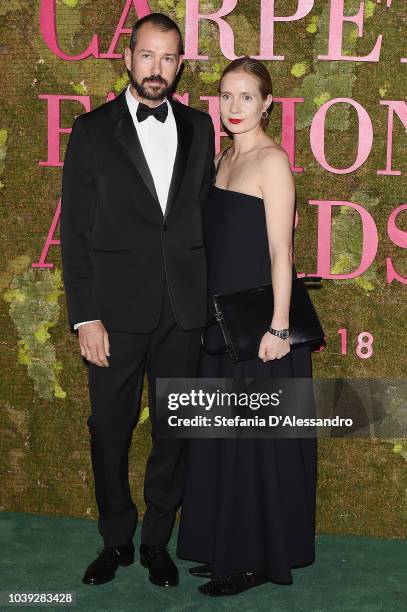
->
[176, 344, 317, 584]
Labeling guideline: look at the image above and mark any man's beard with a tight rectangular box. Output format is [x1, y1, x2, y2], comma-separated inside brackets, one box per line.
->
[127, 69, 174, 101]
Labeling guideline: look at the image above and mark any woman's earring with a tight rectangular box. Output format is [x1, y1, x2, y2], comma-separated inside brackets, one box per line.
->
[261, 110, 269, 119]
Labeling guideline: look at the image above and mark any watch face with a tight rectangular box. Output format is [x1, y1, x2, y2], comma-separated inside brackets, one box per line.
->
[281, 330, 289, 339]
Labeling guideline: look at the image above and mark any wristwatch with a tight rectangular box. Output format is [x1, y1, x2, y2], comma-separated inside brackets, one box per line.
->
[268, 326, 290, 340]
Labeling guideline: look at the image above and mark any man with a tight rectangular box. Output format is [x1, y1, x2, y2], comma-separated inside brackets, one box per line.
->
[60, 13, 215, 588]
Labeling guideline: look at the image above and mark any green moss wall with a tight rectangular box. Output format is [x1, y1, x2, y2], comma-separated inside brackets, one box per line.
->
[0, 1, 405, 536]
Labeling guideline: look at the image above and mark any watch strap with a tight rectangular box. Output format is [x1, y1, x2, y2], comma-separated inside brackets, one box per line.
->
[269, 326, 290, 339]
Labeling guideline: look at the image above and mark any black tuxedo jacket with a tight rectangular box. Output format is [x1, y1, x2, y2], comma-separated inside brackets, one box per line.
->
[60, 89, 215, 333]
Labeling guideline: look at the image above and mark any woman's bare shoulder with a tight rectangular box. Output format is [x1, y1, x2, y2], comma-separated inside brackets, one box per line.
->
[256, 139, 290, 168]
[255, 142, 292, 182]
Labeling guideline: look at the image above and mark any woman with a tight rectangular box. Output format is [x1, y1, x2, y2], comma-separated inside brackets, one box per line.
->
[177, 57, 317, 597]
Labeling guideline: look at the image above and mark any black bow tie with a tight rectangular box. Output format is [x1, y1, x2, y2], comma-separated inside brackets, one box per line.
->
[136, 101, 168, 123]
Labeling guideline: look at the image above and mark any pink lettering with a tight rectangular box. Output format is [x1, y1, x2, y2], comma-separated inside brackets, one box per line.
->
[310, 200, 378, 278]
[100, 0, 151, 59]
[32, 199, 61, 269]
[386, 204, 407, 284]
[254, 0, 314, 60]
[40, 0, 99, 60]
[310, 98, 373, 174]
[39, 95, 90, 167]
[319, 0, 382, 62]
[377, 101, 407, 176]
[184, 0, 237, 60]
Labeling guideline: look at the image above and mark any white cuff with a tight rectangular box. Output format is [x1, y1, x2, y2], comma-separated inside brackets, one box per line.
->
[73, 320, 100, 330]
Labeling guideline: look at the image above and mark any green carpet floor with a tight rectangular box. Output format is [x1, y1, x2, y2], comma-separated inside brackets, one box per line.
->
[0, 511, 405, 611]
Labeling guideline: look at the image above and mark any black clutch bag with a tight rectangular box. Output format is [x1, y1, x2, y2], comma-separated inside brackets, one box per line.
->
[201, 277, 326, 363]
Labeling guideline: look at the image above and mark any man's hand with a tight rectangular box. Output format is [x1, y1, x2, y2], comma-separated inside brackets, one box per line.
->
[78, 321, 110, 367]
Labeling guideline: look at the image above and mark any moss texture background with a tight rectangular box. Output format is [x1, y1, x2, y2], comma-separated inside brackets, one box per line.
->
[0, 1, 406, 536]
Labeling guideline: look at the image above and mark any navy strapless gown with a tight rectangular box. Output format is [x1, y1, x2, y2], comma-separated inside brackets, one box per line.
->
[176, 185, 317, 584]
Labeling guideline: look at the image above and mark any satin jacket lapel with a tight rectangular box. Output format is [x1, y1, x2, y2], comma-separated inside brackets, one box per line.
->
[111, 91, 162, 216]
[165, 100, 194, 221]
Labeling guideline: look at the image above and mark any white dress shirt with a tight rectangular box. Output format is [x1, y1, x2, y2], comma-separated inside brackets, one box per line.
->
[73, 85, 178, 331]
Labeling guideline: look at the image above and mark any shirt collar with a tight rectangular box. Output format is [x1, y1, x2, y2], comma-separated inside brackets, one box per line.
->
[125, 84, 171, 122]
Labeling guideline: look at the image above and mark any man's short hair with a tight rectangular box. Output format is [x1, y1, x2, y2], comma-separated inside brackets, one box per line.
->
[129, 12, 184, 55]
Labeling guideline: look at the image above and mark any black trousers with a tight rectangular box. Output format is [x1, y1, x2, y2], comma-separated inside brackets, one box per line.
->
[86, 285, 202, 547]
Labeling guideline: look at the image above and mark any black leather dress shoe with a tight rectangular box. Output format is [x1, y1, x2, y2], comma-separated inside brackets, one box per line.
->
[82, 542, 135, 585]
[140, 544, 179, 587]
[189, 564, 213, 578]
[198, 571, 269, 596]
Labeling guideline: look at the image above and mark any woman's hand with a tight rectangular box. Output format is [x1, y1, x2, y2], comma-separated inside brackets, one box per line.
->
[258, 331, 290, 362]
